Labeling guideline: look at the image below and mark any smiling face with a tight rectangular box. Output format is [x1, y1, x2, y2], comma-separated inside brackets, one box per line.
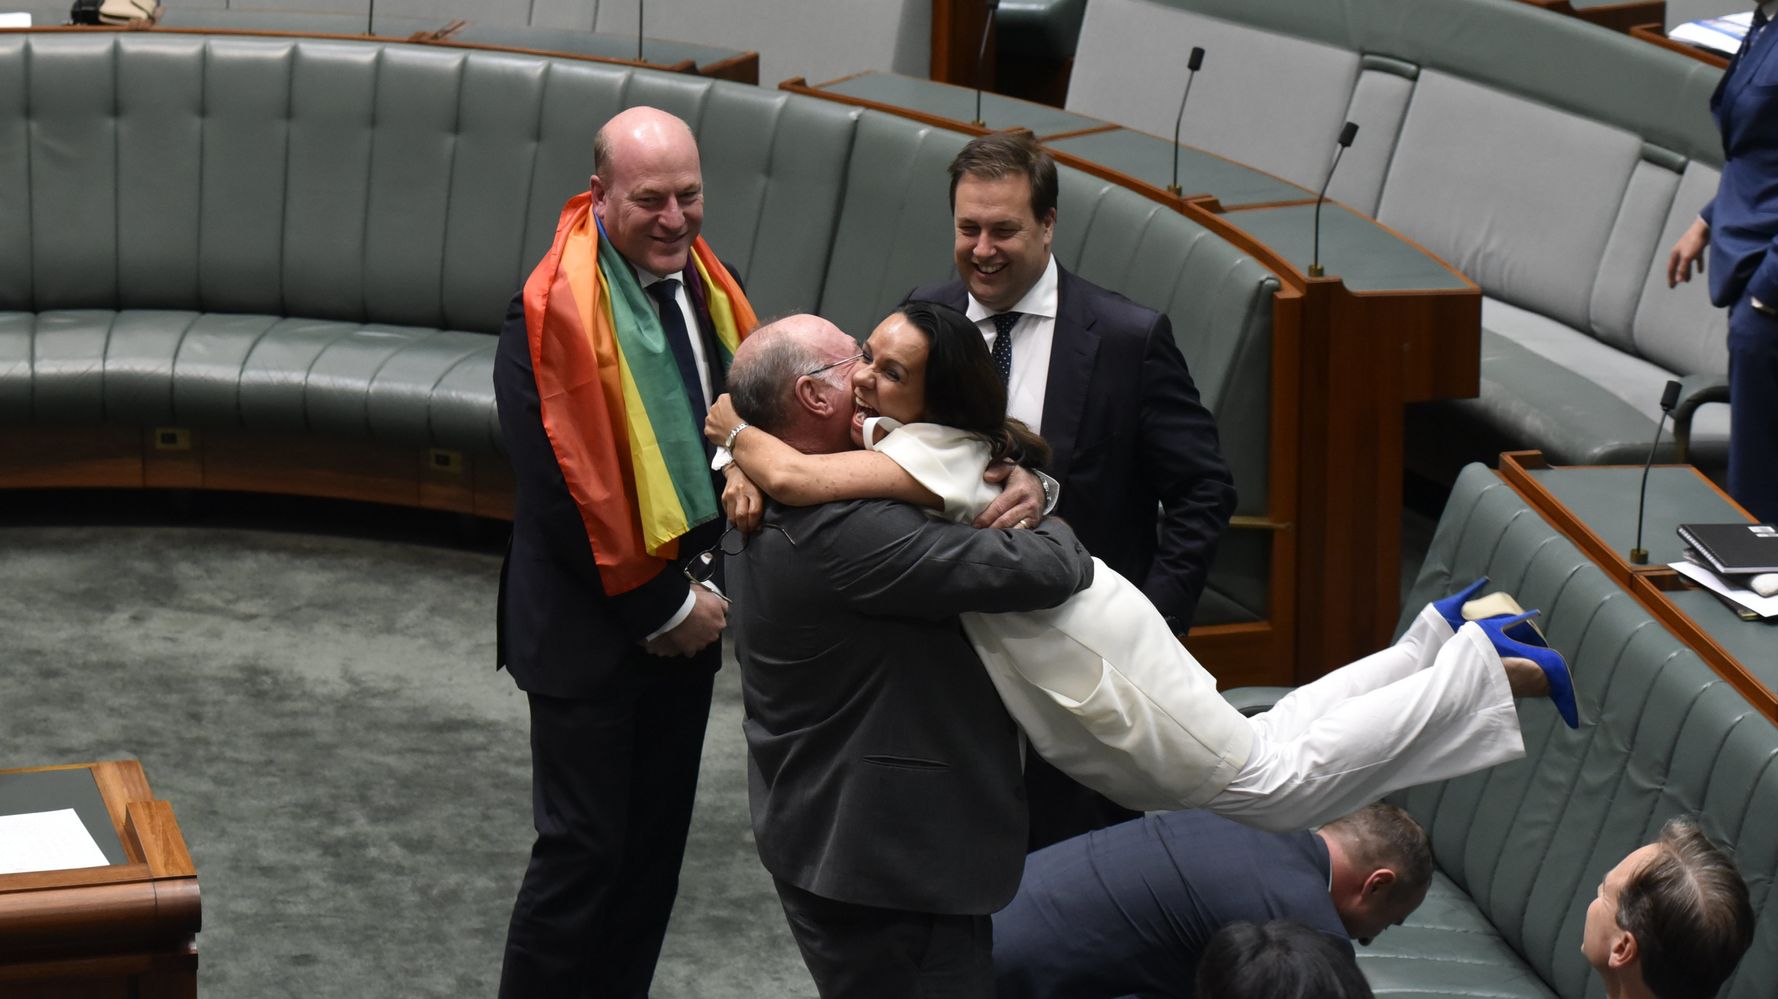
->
[952, 171, 1054, 314]
[590, 109, 704, 277]
[849, 312, 929, 447]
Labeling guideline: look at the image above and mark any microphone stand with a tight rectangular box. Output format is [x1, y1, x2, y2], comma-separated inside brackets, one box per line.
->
[1631, 380, 1684, 564]
[638, 0, 645, 63]
[1309, 121, 1358, 278]
[973, 0, 1001, 127]
[1167, 47, 1206, 197]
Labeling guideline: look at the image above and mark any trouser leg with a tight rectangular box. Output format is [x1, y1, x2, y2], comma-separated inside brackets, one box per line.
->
[498, 665, 714, 999]
[773, 878, 994, 999]
[1728, 299, 1778, 523]
[1206, 622, 1524, 832]
[1251, 604, 1454, 742]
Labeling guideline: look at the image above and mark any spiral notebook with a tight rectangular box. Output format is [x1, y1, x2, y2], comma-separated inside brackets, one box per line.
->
[1677, 522, 1778, 575]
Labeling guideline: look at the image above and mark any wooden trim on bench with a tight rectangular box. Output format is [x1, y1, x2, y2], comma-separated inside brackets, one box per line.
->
[0, 426, 514, 521]
[1518, 0, 1667, 35]
[1629, 23, 1729, 68]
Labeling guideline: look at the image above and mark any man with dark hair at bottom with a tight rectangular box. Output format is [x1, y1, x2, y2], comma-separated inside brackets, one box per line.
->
[1194, 920, 1374, 999]
[993, 803, 1431, 999]
[1583, 816, 1755, 999]
[723, 315, 1096, 998]
[910, 128, 1237, 848]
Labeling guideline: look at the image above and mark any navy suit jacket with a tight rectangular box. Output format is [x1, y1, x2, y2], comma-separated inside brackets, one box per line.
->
[993, 810, 1350, 999]
[493, 266, 732, 697]
[1704, 20, 1778, 308]
[911, 266, 1236, 629]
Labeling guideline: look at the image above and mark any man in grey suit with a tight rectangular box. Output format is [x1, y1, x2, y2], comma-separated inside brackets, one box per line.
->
[720, 314, 1097, 999]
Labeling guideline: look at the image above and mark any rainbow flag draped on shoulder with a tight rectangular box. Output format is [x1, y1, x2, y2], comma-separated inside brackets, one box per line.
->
[523, 191, 757, 596]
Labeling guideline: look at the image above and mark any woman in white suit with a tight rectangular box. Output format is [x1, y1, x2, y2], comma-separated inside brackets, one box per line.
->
[708, 301, 1577, 832]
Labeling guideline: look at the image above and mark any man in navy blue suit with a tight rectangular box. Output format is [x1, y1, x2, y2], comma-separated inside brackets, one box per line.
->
[910, 129, 1237, 849]
[992, 804, 1432, 999]
[1669, 4, 1778, 522]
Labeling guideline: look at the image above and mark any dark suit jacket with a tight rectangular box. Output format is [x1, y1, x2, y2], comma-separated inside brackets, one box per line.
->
[910, 266, 1235, 628]
[493, 267, 731, 697]
[729, 498, 1095, 915]
[1704, 21, 1778, 309]
[993, 810, 1350, 999]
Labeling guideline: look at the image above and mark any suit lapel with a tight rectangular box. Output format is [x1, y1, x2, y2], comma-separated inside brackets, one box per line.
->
[1038, 267, 1100, 484]
[1716, 17, 1778, 141]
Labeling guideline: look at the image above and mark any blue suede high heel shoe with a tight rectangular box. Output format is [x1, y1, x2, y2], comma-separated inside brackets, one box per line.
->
[1475, 610, 1579, 729]
[1431, 576, 1490, 632]
[1437, 581, 1549, 649]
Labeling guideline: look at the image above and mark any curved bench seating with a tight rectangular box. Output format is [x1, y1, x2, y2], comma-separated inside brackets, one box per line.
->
[1068, 0, 1733, 477]
[1364, 463, 1778, 999]
[0, 32, 1286, 648]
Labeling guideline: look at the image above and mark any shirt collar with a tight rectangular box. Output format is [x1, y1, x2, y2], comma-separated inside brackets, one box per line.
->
[966, 255, 1059, 322]
[1763, 1, 1778, 21]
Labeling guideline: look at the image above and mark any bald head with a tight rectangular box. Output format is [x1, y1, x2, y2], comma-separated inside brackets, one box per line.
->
[590, 107, 703, 276]
[728, 315, 859, 455]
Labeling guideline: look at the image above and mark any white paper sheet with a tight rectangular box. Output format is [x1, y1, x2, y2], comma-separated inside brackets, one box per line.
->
[1672, 560, 1778, 619]
[0, 808, 110, 875]
[0, 14, 35, 27]
[1670, 13, 1754, 56]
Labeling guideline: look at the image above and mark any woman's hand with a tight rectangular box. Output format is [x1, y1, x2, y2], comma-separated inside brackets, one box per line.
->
[1668, 217, 1708, 288]
[706, 394, 742, 448]
[722, 464, 764, 534]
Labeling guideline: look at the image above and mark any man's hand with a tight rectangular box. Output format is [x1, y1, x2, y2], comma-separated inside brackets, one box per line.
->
[706, 394, 742, 448]
[644, 587, 727, 658]
[1668, 217, 1709, 288]
[973, 462, 1045, 529]
[722, 464, 763, 534]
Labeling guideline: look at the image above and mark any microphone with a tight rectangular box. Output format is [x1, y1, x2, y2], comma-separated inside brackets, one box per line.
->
[638, 0, 645, 62]
[973, 0, 1002, 127]
[1166, 47, 1207, 197]
[1630, 379, 1684, 565]
[1308, 121, 1359, 278]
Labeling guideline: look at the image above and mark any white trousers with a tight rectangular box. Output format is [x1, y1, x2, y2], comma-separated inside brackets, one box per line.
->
[1203, 605, 1527, 831]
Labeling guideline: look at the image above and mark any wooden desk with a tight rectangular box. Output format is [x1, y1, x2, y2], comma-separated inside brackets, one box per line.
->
[0, 760, 199, 998]
[1629, 22, 1730, 68]
[781, 70, 1483, 684]
[1497, 450, 1776, 722]
[1517, 0, 1666, 34]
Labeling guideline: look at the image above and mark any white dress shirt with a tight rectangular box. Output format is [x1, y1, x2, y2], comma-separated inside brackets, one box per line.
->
[966, 255, 1060, 433]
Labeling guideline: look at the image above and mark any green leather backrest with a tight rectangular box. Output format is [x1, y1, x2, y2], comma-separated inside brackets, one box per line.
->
[1395, 464, 1778, 998]
[1120, 0, 1722, 166]
[0, 33, 858, 333]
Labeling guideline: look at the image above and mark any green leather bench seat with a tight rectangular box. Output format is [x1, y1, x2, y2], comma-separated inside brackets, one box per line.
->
[1353, 463, 1778, 999]
[0, 31, 1279, 626]
[1066, 0, 1735, 476]
[0, 312, 500, 452]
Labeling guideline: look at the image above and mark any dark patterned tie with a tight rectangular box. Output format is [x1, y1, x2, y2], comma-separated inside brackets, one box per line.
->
[990, 312, 1020, 385]
[646, 279, 708, 431]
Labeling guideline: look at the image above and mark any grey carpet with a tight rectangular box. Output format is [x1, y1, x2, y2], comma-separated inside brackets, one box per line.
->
[0, 515, 812, 998]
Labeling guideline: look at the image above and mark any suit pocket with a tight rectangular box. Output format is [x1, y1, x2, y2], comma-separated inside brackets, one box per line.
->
[861, 755, 951, 772]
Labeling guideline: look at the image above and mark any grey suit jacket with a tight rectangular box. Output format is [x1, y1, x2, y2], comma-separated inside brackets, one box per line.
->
[730, 498, 1095, 915]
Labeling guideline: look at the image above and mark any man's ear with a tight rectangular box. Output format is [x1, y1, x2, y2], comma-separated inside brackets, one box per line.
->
[1362, 869, 1397, 899]
[1608, 927, 1639, 971]
[793, 375, 831, 416]
[589, 174, 607, 214]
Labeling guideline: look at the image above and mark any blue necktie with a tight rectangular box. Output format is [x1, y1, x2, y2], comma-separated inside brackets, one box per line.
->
[990, 312, 1020, 385]
[646, 279, 708, 432]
